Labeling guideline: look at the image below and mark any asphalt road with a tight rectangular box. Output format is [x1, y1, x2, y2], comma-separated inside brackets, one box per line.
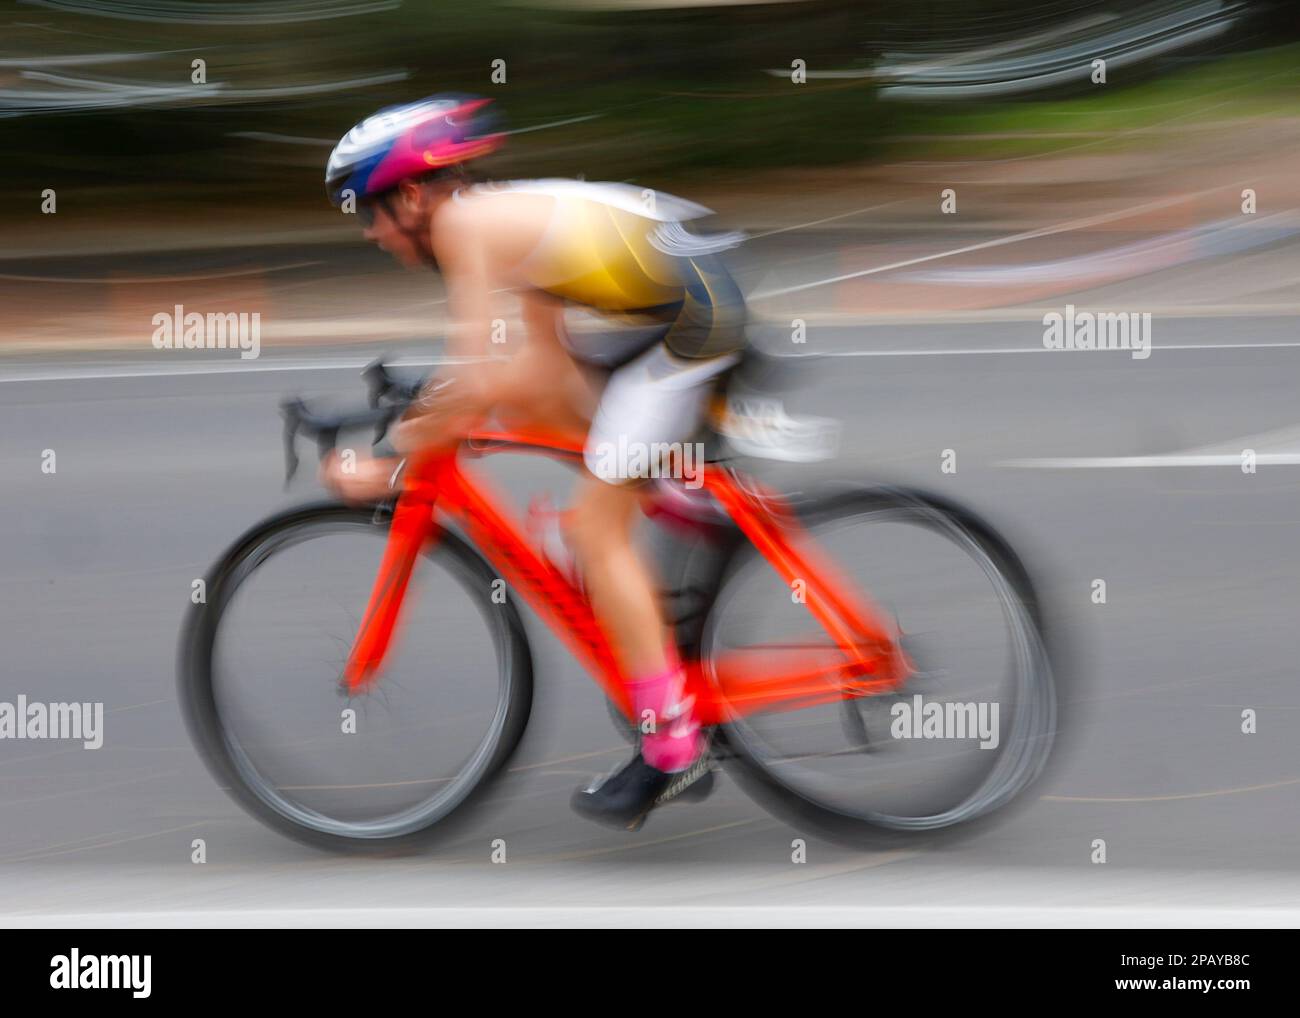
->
[2, 313, 1299, 926]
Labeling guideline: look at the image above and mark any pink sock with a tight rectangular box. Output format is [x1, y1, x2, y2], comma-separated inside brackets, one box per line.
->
[628, 662, 703, 773]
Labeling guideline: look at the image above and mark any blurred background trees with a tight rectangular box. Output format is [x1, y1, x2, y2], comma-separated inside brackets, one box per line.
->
[2, 0, 1296, 214]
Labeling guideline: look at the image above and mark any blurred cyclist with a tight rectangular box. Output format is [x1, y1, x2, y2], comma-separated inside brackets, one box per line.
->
[321, 95, 747, 829]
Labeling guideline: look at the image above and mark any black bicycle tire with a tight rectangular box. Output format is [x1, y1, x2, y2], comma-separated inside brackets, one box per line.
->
[702, 484, 1057, 846]
[177, 501, 534, 854]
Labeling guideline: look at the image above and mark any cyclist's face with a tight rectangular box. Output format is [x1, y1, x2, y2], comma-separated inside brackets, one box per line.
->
[361, 191, 434, 269]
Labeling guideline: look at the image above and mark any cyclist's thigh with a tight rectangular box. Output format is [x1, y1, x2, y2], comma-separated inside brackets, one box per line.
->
[584, 343, 736, 484]
[499, 307, 602, 424]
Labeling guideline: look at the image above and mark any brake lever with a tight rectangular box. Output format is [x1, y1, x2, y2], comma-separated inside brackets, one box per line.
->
[363, 358, 388, 409]
[315, 425, 342, 464]
[281, 399, 304, 487]
[364, 357, 432, 409]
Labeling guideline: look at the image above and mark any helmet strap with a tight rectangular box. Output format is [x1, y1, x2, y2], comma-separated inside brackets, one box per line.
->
[379, 191, 439, 269]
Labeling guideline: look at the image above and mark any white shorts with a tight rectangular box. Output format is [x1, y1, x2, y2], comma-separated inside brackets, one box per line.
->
[584, 344, 739, 486]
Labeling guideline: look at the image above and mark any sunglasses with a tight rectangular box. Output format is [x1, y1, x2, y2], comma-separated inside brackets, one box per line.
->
[356, 194, 391, 229]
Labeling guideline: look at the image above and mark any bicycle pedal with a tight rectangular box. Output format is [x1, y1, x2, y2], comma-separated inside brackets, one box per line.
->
[654, 756, 715, 806]
[671, 766, 716, 802]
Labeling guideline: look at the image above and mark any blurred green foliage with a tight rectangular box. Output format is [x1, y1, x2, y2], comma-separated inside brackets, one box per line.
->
[1, 0, 1295, 214]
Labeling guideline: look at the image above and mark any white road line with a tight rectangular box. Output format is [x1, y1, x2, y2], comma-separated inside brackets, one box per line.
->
[0, 261, 321, 284]
[1006, 421, 1300, 469]
[786, 340, 1300, 358]
[0, 355, 483, 384]
[749, 200, 903, 239]
[750, 188, 1225, 300]
[764, 305, 1300, 322]
[1004, 454, 1300, 469]
[4, 338, 1300, 384]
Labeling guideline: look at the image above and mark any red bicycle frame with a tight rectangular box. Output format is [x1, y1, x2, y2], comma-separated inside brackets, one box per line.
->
[340, 428, 912, 727]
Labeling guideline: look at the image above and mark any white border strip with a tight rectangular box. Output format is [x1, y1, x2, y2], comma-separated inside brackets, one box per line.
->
[5, 905, 1298, 928]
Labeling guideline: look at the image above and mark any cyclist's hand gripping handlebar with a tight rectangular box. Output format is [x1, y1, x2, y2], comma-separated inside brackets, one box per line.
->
[279, 399, 404, 486]
[280, 358, 445, 486]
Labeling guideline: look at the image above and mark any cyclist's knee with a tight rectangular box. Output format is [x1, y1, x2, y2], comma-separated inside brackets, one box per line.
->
[569, 477, 640, 559]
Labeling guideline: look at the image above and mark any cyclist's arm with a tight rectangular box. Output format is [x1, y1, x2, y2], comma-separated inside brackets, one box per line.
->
[395, 202, 502, 449]
[436, 198, 496, 364]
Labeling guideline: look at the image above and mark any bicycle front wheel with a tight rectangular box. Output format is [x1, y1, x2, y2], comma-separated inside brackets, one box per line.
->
[179, 502, 532, 853]
[702, 485, 1055, 842]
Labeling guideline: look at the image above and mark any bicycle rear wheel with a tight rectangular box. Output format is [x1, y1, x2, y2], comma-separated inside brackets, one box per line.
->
[178, 502, 532, 853]
[702, 485, 1054, 842]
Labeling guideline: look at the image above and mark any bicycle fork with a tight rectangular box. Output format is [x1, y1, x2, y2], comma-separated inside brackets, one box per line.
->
[340, 484, 441, 695]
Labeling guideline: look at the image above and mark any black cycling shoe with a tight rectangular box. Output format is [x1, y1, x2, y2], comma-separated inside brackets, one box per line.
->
[571, 750, 713, 831]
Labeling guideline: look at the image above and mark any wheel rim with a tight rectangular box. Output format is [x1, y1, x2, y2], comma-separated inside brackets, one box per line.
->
[205, 515, 516, 841]
[705, 501, 1055, 831]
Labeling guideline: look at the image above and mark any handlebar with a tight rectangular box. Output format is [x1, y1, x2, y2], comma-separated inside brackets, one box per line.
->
[279, 358, 433, 485]
[362, 359, 431, 408]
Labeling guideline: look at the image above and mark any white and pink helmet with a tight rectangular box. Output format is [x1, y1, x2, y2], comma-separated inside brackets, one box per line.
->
[325, 94, 504, 206]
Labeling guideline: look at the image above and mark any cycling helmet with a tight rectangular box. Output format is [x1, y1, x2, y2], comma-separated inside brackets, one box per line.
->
[325, 94, 503, 207]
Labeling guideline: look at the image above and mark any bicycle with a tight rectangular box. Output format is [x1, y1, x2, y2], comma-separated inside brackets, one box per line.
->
[178, 352, 1056, 851]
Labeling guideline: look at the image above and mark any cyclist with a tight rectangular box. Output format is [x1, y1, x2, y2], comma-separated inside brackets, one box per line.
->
[321, 94, 747, 829]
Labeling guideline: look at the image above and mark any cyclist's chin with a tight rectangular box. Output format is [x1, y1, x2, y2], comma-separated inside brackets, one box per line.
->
[390, 244, 436, 271]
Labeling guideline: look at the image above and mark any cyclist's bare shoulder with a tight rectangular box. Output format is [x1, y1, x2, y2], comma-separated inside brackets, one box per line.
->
[433, 183, 556, 271]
